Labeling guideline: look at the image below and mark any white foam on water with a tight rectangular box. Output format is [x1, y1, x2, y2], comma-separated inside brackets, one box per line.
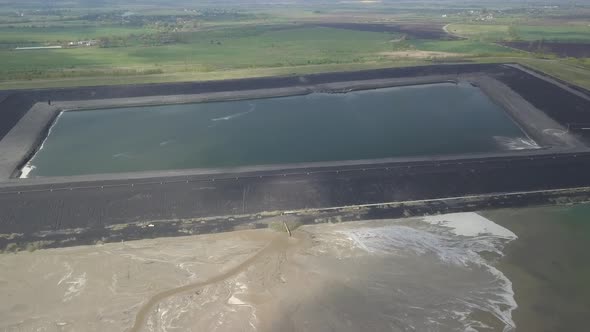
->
[19, 112, 64, 178]
[18, 164, 36, 178]
[494, 136, 540, 151]
[339, 212, 518, 331]
[422, 212, 517, 239]
[112, 152, 132, 159]
[543, 128, 567, 136]
[211, 103, 256, 121]
[159, 139, 175, 146]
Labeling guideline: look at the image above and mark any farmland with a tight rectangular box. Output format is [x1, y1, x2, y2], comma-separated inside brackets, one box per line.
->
[447, 24, 590, 42]
[0, 0, 589, 89]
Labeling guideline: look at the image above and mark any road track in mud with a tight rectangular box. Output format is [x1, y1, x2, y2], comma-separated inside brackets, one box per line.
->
[129, 232, 294, 332]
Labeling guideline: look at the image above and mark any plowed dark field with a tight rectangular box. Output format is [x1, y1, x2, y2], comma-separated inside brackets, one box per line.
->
[500, 41, 590, 58]
[313, 22, 458, 40]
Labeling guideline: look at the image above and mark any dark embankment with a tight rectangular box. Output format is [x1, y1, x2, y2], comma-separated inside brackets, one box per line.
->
[2, 63, 590, 250]
[2, 152, 590, 250]
[0, 94, 36, 142]
[492, 66, 590, 139]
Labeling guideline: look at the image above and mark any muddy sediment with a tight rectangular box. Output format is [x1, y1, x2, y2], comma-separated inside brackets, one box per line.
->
[3, 216, 510, 332]
[3, 208, 587, 331]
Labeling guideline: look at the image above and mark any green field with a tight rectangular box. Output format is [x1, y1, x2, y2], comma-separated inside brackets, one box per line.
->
[0, 1, 589, 90]
[0, 25, 521, 82]
[0, 27, 400, 79]
[448, 23, 590, 42]
[0, 26, 152, 44]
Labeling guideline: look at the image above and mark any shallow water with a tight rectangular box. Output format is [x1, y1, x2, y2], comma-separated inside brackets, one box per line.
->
[484, 204, 590, 332]
[23, 82, 533, 177]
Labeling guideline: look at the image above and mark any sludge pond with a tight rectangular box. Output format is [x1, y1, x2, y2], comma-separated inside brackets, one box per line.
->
[21, 82, 537, 177]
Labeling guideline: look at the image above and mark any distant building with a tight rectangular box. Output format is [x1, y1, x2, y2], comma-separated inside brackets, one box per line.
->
[68, 40, 98, 47]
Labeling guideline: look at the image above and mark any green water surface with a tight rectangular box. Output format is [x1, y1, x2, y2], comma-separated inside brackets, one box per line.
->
[25, 83, 529, 177]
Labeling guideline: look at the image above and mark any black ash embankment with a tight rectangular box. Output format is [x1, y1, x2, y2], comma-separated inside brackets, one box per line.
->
[0, 93, 36, 141]
[2, 152, 590, 249]
[491, 66, 590, 137]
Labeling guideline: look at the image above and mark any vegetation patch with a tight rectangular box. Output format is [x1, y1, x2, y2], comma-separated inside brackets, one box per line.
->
[448, 24, 590, 43]
[0, 2, 589, 89]
[1, 240, 55, 253]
